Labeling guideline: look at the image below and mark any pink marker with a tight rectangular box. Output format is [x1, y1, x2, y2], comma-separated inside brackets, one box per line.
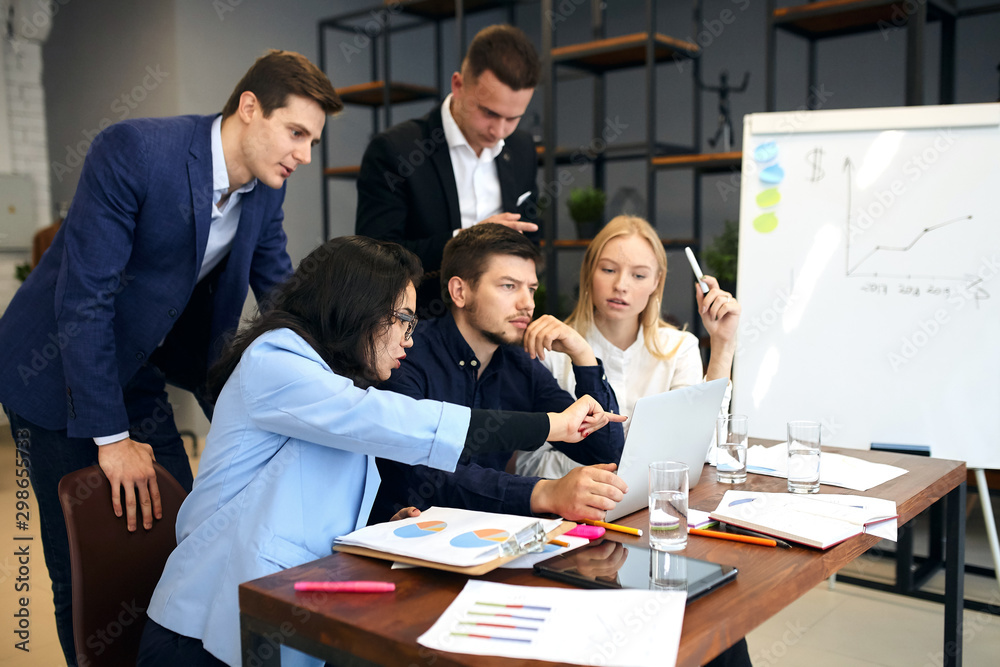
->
[294, 581, 396, 593]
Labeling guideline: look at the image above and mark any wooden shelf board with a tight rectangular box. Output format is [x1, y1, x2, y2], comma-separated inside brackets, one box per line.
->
[537, 142, 698, 165]
[394, 0, 515, 19]
[774, 0, 956, 39]
[336, 81, 439, 107]
[957, 2, 1000, 18]
[652, 151, 742, 172]
[552, 32, 699, 72]
[970, 469, 1000, 491]
[324, 165, 360, 179]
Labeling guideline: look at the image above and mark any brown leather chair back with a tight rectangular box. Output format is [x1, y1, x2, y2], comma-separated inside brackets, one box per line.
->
[58, 463, 187, 666]
[31, 220, 61, 268]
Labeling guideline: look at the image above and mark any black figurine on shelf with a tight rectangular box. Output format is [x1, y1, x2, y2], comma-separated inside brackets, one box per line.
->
[700, 69, 750, 152]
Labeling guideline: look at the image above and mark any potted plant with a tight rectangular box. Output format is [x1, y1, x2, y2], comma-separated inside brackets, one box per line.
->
[567, 186, 606, 239]
[15, 262, 31, 282]
[702, 219, 738, 295]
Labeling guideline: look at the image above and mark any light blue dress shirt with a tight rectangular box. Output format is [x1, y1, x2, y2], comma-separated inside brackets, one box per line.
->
[95, 115, 257, 446]
[146, 328, 471, 666]
[199, 114, 257, 281]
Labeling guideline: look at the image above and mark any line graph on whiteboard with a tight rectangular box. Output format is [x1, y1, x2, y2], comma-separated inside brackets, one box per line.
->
[841, 156, 990, 306]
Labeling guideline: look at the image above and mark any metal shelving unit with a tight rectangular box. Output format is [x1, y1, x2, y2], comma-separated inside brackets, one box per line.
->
[765, 0, 958, 110]
[539, 0, 739, 321]
[317, 1, 519, 239]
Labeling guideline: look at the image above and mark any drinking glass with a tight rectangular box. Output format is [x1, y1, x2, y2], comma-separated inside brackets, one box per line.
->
[716, 414, 749, 484]
[648, 461, 689, 551]
[787, 421, 821, 493]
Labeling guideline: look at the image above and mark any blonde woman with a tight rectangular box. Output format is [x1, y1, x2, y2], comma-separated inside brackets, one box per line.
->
[517, 214, 741, 479]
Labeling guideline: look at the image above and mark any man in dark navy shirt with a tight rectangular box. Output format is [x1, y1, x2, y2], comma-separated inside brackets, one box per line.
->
[370, 224, 627, 523]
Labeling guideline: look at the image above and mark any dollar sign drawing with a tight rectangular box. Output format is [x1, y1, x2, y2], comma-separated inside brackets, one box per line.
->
[807, 148, 825, 181]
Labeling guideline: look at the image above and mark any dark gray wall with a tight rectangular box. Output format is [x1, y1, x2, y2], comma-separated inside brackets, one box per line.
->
[44, 0, 180, 213]
[44, 0, 375, 266]
[42, 0, 1000, 329]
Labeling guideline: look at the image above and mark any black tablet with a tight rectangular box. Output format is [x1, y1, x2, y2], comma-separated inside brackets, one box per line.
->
[533, 539, 737, 603]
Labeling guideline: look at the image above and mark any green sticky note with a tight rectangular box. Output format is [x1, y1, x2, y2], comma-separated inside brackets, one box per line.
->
[753, 212, 778, 233]
[756, 188, 781, 208]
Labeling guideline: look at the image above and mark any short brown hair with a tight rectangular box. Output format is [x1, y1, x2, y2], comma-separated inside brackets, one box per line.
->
[222, 49, 342, 119]
[463, 25, 540, 91]
[441, 223, 542, 305]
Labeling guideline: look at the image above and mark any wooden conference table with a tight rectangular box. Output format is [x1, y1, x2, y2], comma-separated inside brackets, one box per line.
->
[239, 446, 967, 667]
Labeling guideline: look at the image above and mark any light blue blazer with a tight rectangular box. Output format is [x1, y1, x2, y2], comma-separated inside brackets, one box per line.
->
[146, 329, 472, 666]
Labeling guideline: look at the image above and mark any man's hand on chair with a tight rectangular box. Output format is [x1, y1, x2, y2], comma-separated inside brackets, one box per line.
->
[98, 438, 162, 531]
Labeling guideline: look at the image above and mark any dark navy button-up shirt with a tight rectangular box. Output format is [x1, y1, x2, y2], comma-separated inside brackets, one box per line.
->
[370, 311, 624, 523]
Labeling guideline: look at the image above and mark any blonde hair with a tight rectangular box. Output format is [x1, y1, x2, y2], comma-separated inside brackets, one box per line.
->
[565, 215, 681, 361]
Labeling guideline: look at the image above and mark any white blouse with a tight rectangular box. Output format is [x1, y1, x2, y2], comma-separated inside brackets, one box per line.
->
[516, 324, 732, 479]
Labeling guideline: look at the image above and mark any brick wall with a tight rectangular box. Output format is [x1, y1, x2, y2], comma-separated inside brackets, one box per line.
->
[6, 40, 51, 232]
[1, 31, 53, 426]
[1, 36, 52, 306]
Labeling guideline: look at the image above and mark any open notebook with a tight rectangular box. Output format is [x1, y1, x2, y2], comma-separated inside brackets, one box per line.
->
[708, 491, 897, 549]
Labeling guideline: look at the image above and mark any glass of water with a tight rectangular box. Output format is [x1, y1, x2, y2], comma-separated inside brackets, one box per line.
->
[649, 548, 688, 592]
[787, 421, 821, 493]
[716, 414, 749, 483]
[648, 461, 689, 551]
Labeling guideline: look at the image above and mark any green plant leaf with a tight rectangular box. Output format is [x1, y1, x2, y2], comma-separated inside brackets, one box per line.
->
[703, 220, 738, 290]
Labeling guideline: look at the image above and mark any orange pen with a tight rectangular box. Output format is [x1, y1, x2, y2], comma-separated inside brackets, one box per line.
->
[689, 528, 777, 547]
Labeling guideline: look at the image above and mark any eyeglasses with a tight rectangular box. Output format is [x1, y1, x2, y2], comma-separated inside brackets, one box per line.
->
[393, 311, 418, 341]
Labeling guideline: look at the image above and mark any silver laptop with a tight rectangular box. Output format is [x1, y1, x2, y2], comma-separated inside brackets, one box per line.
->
[605, 378, 729, 522]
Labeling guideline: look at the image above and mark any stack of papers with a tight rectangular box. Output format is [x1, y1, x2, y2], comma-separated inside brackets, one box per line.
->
[687, 509, 718, 531]
[335, 507, 563, 568]
[745, 443, 907, 491]
[418, 580, 686, 667]
[708, 490, 898, 549]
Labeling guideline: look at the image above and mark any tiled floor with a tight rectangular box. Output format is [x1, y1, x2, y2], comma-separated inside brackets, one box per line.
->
[0, 430, 203, 667]
[1, 429, 999, 666]
[747, 579, 1000, 666]
[1, 429, 61, 666]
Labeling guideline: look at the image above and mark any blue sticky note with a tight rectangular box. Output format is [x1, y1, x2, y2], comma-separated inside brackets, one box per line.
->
[760, 164, 785, 184]
[754, 141, 778, 163]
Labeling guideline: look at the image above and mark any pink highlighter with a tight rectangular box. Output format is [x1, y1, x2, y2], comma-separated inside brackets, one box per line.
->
[564, 525, 606, 540]
[294, 581, 395, 593]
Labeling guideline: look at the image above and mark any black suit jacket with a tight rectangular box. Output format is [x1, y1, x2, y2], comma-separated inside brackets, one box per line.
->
[355, 106, 539, 316]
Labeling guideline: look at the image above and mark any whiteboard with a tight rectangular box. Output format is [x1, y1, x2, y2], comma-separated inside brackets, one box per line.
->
[732, 103, 1000, 470]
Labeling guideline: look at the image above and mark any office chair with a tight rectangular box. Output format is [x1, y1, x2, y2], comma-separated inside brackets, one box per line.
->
[58, 463, 187, 666]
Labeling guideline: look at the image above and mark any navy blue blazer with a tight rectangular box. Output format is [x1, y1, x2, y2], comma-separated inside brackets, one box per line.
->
[0, 114, 293, 439]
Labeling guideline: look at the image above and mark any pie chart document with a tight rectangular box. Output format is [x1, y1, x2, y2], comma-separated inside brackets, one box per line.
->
[336, 506, 563, 568]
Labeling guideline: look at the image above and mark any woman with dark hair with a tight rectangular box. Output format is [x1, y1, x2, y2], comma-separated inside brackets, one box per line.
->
[138, 237, 622, 667]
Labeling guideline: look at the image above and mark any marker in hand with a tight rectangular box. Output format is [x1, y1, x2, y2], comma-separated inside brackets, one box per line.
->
[684, 247, 710, 295]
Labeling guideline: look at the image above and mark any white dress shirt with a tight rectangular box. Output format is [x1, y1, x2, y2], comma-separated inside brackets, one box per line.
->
[516, 325, 733, 479]
[440, 94, 503, 230]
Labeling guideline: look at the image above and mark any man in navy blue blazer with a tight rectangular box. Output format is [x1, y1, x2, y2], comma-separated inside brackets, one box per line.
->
[0, 50, 341, 666]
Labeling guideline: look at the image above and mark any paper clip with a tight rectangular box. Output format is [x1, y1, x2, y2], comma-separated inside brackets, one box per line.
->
[498, 521, 547, 557]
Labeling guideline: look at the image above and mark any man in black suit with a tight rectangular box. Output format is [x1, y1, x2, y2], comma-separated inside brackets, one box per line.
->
[356, 24, 540, 317]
